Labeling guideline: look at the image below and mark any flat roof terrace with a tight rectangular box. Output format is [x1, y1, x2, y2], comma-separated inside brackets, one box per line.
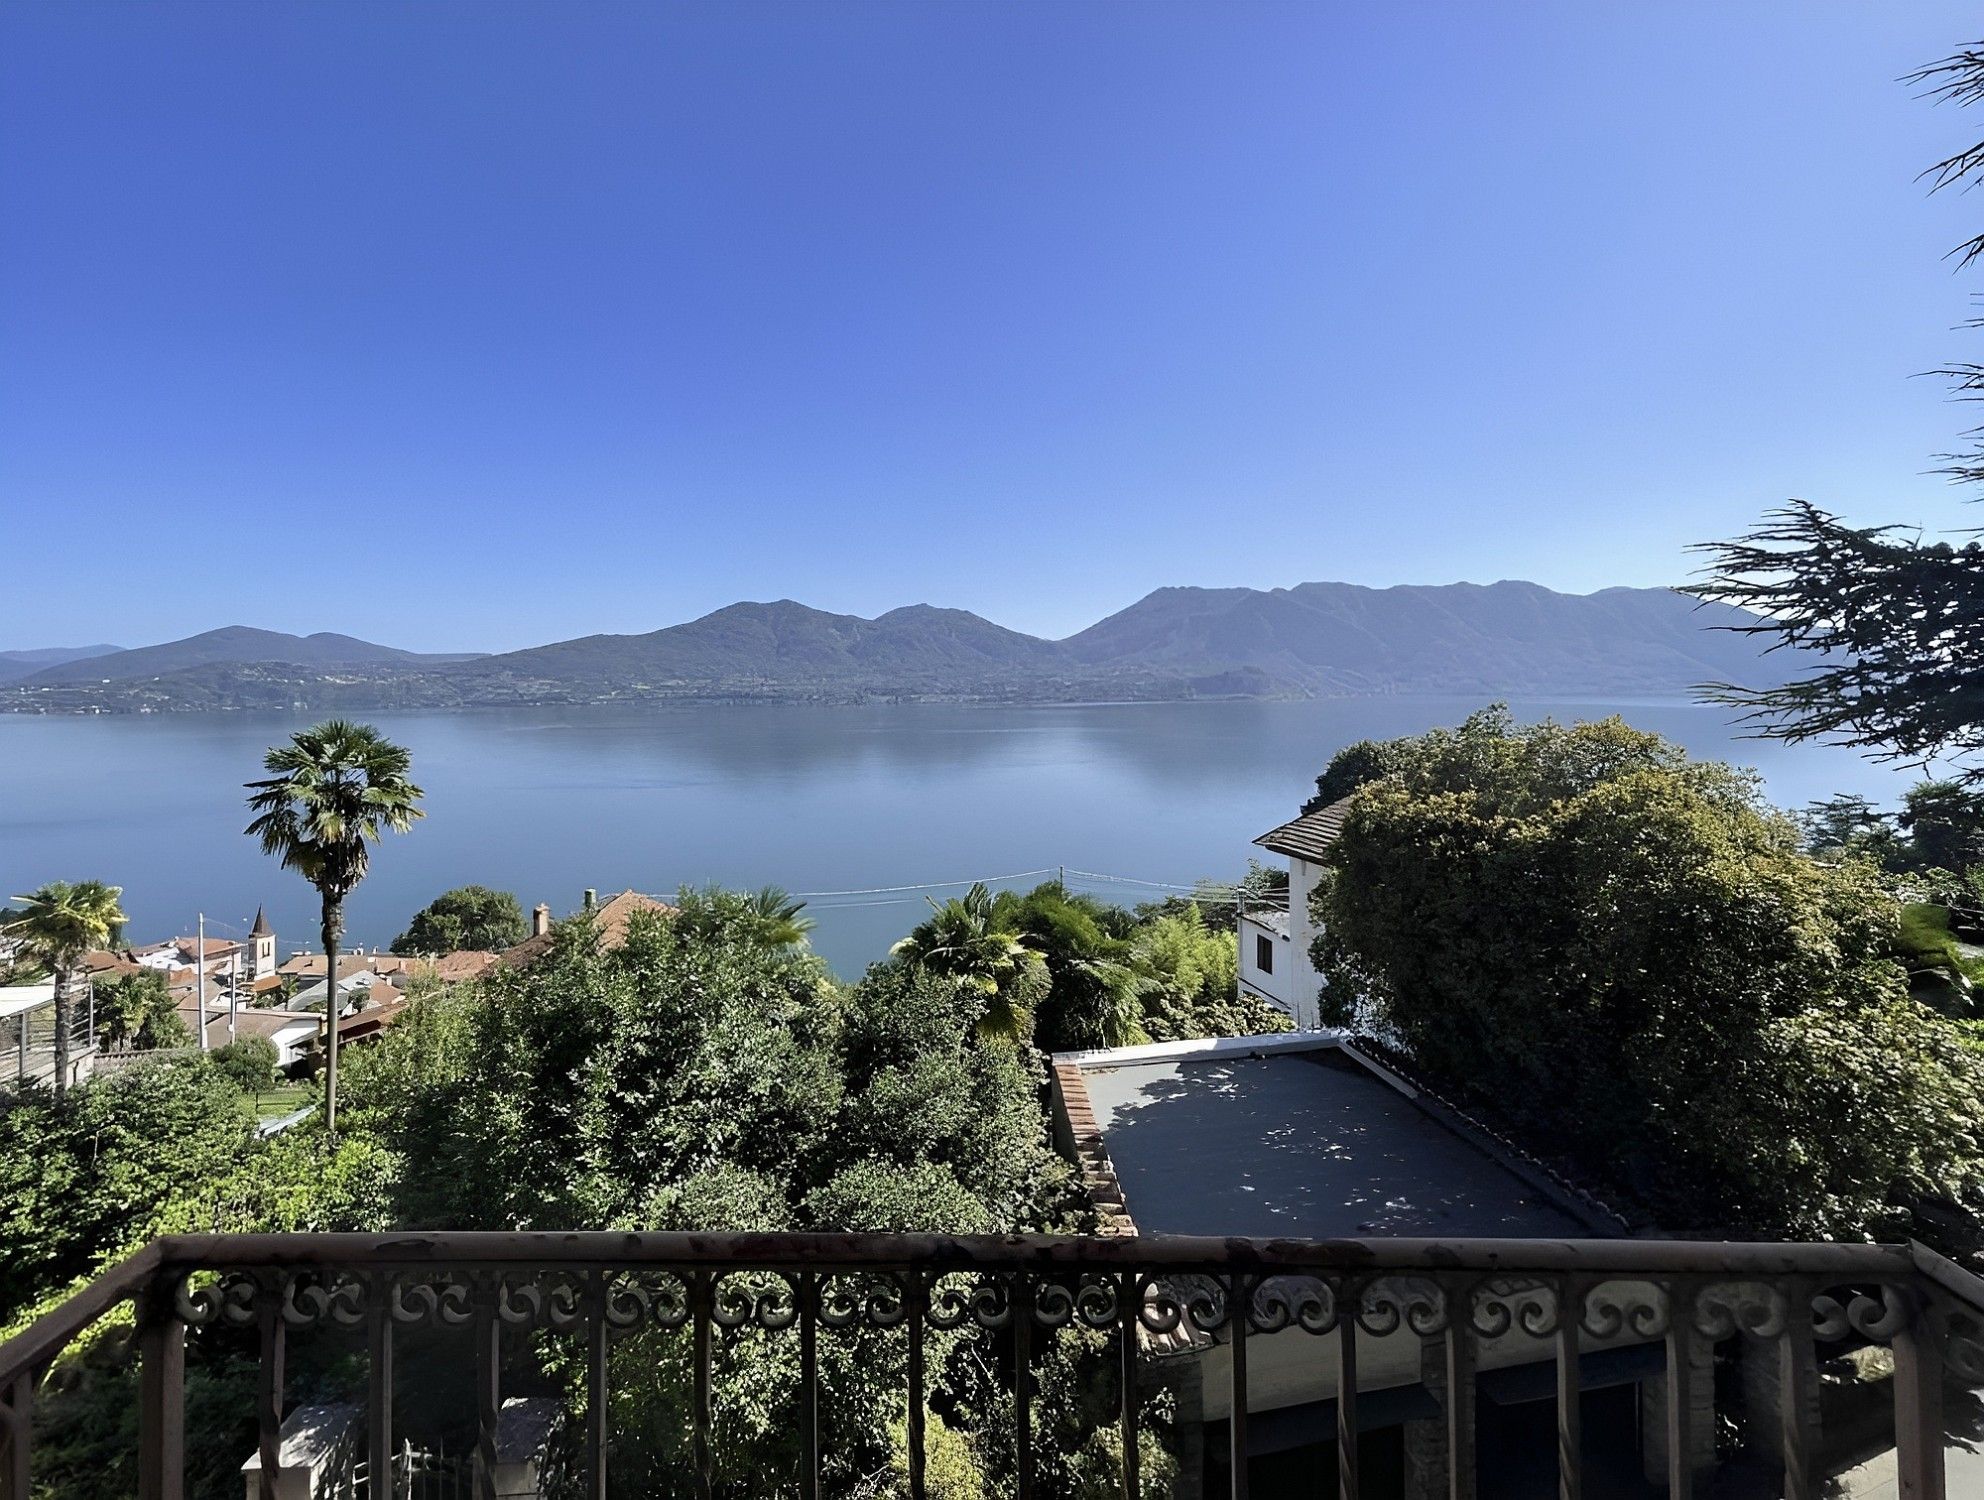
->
[1064, 1035, 1604, 1240]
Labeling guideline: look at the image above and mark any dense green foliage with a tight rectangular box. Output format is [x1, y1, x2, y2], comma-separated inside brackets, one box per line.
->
[1310, 708, 1984, 1240]
[892, 883, 1051, 1042]
[92, 970, 191, 1052]
[210, 1036, 280, 1094]
[390, 884, 527, 954]
[671, 883, 817, 951]
[5, 867, 1272, 1495]
[328, 902, 1173, 1495]
[0, 1057, 248, 1322]
[891, 882, 1287, 1052]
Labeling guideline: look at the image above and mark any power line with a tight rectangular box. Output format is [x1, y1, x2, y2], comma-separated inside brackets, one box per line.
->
[788, 869, 1058, 899]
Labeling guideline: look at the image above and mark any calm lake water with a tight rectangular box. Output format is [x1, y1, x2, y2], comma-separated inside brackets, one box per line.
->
[0, 699, 1925, 979]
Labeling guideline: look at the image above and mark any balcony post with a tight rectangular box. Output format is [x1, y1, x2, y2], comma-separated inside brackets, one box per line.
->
[366, 1273, 393, 1500]
[589, 1270, 611, 1500]
[907, 1272, 926, 1500]
[1228, 1273, 1249, 1500]
[1892, 1289, 1947, 1500]
[1337, 1287, 1359, 1500]
[473, 1274, 501, 1500]
[1640, 1281, 1712, 1498]
[1014, 1273, 1034, 1500]
[691, 1270, 714, 1500]
[137, 1280, 185, 1500]
[1119, 1271, 1141, 1500]
[1555, 1278, 1583, 1500]
[255, 1274, 286, 1500]
[2, 1368, 31, 1500]
[1740, 1292, 1817, 1497]
[797, 1271, 818, 1500]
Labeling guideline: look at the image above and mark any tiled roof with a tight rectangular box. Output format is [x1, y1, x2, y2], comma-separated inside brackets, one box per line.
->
[424, 950, 498, 983]
[1253, 795, 1354, 863]
[498, 890, 677, 970]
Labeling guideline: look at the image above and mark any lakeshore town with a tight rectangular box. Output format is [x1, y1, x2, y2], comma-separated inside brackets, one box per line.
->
[0, 888, 670, 1094]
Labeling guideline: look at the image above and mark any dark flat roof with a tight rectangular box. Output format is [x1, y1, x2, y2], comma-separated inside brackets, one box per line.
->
[1078, 1045, 1590, 1240]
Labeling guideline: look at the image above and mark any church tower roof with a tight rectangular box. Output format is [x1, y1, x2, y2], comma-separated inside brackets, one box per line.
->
[251, 905, 272, 937]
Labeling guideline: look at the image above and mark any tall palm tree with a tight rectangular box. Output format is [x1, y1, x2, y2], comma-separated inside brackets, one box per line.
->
[5, 880, 126, 1092]
[891, 883, 1042, 1041]
[246, 721, 423, 1134]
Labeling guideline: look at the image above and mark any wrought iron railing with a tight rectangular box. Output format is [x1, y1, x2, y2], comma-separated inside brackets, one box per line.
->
[1, 1232, 1982, 1500]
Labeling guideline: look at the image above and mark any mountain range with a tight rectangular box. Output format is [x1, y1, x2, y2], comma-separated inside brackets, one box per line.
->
[0, 581, 1803, 712]
[0, 644, 123, 684]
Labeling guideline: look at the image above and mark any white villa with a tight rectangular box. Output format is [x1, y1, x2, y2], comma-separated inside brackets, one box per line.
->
[1241, 795, 1351, 1030]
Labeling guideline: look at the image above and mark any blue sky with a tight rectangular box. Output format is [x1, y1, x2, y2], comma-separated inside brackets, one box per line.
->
[5, 3, 1984, 651]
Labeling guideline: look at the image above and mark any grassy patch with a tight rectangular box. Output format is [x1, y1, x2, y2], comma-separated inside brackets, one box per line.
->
[238, 1083, 313, 1123]
[1897, 903, 1984, 1015]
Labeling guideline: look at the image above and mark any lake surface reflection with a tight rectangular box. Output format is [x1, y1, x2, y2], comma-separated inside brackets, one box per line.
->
[0, 699, 1921, 978]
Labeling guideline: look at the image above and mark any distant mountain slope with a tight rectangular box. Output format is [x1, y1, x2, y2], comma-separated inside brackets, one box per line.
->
[23, 627, 482, 686]
[1062, 580, 1793, 695]
[455, 600, 1060, 689]
[1, 582, 1811, 711]
[0, 644, 122, 683]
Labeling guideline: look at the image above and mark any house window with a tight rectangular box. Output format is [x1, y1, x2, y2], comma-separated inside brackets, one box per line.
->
[1256, 934, 1274, 974]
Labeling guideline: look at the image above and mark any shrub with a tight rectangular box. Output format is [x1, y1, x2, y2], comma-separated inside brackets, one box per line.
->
[210, 1036, 280, 1094]
[1312, 707, 1984, 1240]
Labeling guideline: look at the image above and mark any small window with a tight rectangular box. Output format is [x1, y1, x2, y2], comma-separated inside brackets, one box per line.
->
[1255, 934, 1274, 974]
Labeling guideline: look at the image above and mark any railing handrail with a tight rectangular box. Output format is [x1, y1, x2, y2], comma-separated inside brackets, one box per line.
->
[141, 1229, 1921, 1276]
[0, 1230, 1931, 1389]
[0, 1240, 161, 1383]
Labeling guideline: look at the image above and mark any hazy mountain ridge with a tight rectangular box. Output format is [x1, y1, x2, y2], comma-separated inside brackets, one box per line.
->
[21, 627, 485, 686]
[0, 644, 123, 683]
[0, 582, 1805, 712]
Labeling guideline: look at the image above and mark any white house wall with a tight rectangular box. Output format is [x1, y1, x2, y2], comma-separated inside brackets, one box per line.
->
[1285, 856, 1326, 1030]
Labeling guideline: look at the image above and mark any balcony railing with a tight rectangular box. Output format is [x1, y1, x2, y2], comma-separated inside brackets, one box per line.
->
[2, 1232, 1982, 1500]
[0, 984, 94, 1088]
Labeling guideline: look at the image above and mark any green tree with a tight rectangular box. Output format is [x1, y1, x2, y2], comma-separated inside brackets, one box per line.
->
[0, 1054, 249, 1322]
[390, 884, 526, 954]
[1899, 780, 1984, 874]
[4, 880, 127, 1094]
[93, 971, 192, 1053]
[211, 1036, 280, 1094]
[1691, 46, 1984, 781]
[336, 891, 1080, 1494]
[245, 720, 423, 1136]
[1305, 737, 1395, 811]
[1797, 792, 1903, 863]
[1309, 708, 1984, 1239]
[990, 885, 1149, 1053]
[891, 883, 1048, 1041]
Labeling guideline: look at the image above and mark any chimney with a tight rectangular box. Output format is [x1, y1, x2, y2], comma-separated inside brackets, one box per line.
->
[582, 888, 598, 912]
[532, 903, 551, 938]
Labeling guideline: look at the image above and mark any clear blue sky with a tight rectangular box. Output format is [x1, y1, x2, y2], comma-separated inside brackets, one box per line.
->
[5, 2, 1984, 651]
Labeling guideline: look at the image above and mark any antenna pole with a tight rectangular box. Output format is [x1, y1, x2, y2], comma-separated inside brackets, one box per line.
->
[197, 912, 209, 1051]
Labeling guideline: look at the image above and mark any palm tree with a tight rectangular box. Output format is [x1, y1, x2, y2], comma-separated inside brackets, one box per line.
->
[743, 886, 815, 950]
[5, 880, 126, 1092]
[891, 883, 1042, 1041]
[673, 884, 816, 951]
[246, 720, 423, 1134]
